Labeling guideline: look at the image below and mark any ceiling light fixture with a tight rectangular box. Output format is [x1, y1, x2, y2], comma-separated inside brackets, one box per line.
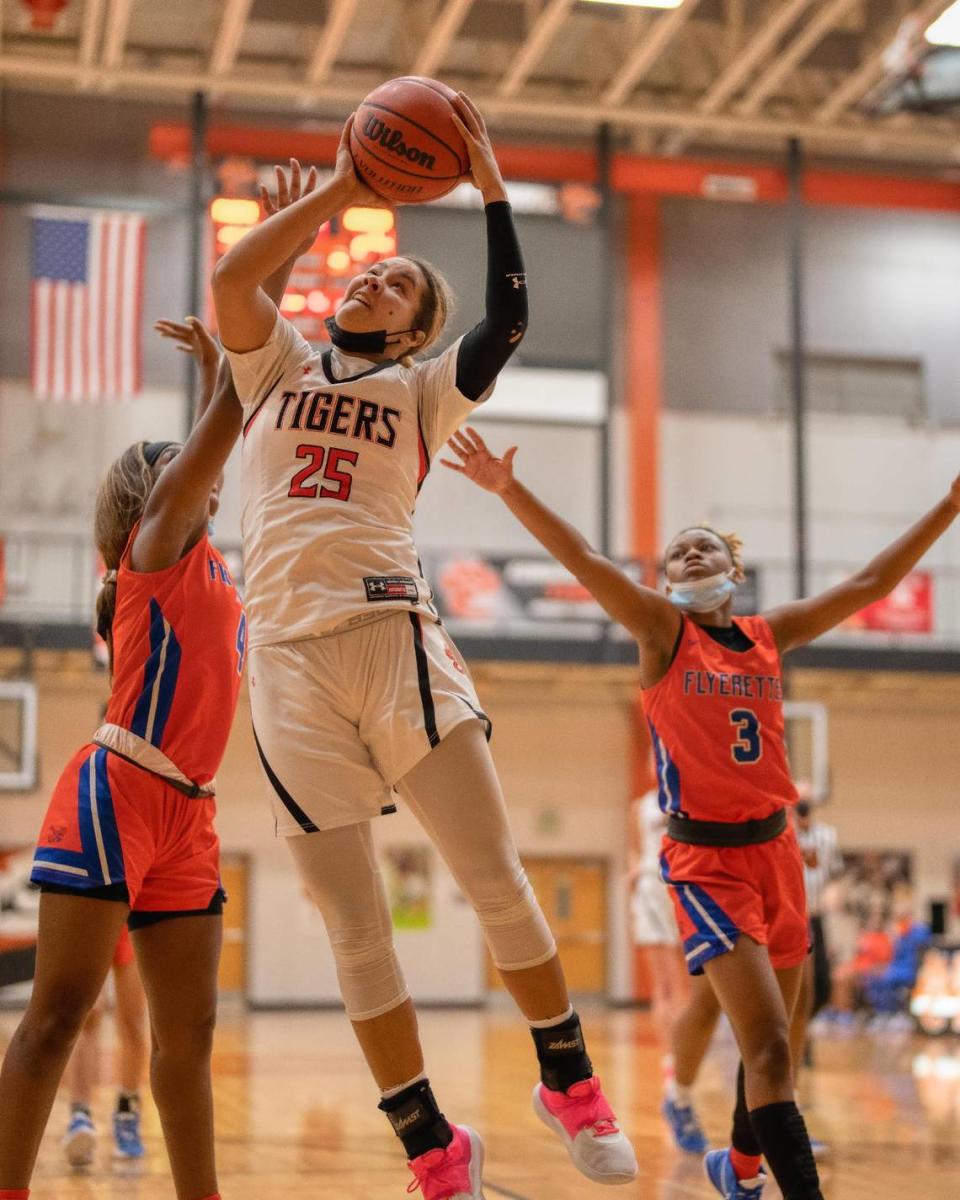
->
[926, 1, 960, 47]
[580, 1, 684, 10]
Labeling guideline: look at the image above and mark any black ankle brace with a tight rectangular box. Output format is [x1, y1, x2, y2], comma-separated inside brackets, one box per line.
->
[378, 1079, 453, 1161]
[530, 1011, 594, 1093]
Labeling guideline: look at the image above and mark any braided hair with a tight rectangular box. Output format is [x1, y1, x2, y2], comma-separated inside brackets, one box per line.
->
[93, 442, 156, 666]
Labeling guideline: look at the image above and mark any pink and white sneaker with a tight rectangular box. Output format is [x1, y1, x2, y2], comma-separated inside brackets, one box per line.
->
[533, 1076, 638, 1185]
[407, 1124, 485, 1199]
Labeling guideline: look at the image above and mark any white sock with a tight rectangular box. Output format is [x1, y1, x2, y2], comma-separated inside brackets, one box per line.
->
[528, 1005, 574, 1030]
[380, 1070, 428, 1101]
[665, 1079, 693, 1106]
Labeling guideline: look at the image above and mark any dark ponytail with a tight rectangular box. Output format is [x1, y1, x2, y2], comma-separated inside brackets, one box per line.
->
[93, 443, 155, 667]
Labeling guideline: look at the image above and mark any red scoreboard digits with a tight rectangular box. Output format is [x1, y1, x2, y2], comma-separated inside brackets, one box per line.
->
[209, 195, 397, 343]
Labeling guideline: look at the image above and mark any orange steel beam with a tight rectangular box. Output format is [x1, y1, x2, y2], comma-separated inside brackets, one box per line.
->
[151, 121, 960, 212]
[149, 122, 598, 184]
[613, 154, 788, 202]
[803, 170, 960, 211]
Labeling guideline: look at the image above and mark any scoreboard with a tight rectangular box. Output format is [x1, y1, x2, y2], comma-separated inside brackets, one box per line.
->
[209, 194, 397, 343]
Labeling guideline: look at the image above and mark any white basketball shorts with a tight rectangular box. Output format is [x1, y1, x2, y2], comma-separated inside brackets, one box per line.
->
[248, 612, 491, 836]
[631, 873, 680, 946]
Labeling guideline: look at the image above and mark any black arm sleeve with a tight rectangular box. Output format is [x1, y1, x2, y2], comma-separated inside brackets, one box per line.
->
[455, 200, 527, 402]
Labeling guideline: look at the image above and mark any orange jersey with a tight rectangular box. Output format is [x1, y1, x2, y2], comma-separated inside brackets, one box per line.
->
[104, 527, 246, 787]
[640, 615, 797, 823]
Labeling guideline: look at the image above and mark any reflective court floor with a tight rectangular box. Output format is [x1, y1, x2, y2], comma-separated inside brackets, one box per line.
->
[1, 1003, 958, 1199]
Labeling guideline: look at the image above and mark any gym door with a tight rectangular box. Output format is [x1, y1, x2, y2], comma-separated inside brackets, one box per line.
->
[487, 857, 608, 995]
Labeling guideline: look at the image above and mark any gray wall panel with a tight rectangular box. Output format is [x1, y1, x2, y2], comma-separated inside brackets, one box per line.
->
[397, 205, 604, 368]
[662, 197, 960, 423]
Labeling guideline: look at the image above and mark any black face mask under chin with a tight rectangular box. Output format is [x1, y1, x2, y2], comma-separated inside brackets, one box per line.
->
[324, 316, 419, 357]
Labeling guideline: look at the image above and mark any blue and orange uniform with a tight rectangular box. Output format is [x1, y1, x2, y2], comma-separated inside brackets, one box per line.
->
[112, 924, 135, 967]
[31, 528, 246, 921]
[641, 615, 807, 975]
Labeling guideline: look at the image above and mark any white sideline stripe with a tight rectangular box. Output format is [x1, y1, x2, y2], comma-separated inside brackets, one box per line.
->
[682, 885, 735, 951]
[32, 860, 89, 878]
[144, 617, 172, 745]
[88, 753, 112, 886]
[654, 733, 677, 812]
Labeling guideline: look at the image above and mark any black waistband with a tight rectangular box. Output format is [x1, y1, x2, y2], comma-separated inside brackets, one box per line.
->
[666, 807, 788, 848]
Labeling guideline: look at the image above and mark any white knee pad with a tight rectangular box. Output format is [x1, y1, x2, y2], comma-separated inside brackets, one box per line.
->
[327, 923, 410, 1022]
[474, 872, 557, 972]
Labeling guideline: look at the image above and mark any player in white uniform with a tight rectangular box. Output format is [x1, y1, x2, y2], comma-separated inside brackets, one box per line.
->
[632, 790, 680, 946]
[212, 96, 637, 1198]
[630, 788, 720, 1153]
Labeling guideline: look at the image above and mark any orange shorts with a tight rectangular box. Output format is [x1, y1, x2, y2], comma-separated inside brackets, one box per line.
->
[112, 925, 134, 968]
[31, 744, 221, 915]
[659, 828, 808, 976]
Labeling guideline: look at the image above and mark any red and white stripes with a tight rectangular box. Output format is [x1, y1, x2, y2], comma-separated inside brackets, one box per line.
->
[31, 210, 145, 403]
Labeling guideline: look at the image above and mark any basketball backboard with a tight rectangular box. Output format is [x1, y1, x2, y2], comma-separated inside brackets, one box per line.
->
[0, 681, 38, 791]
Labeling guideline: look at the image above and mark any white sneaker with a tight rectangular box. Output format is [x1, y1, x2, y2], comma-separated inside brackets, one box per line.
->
[64, 1109, 96, 1168]
[533, 1077, 638, 1185]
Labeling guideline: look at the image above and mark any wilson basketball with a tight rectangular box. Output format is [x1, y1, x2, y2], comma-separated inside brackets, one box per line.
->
[350, 76, 468, 204]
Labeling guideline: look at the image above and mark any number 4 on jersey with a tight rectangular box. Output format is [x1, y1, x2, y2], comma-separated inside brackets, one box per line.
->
[729, 708, 762, 764]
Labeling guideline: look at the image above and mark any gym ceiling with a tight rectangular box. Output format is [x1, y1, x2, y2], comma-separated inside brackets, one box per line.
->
[2, 0, 960, 168]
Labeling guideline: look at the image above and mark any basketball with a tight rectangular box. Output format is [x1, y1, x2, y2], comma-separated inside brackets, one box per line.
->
[349, 76, 468, 204]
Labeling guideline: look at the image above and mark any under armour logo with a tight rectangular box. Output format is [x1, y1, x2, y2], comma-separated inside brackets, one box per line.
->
[508, 324, 525, 344]
[46, 824, 67, 845]
[507, 273, 527, 290]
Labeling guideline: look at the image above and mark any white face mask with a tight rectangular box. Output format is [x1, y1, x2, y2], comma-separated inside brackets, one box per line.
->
[668, 570, 737, 613]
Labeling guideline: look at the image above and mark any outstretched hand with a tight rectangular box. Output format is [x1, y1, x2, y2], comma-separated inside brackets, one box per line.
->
[261, 158, 321, 258]
[154, 316, 220, 374]
[441, 427, 517, 495]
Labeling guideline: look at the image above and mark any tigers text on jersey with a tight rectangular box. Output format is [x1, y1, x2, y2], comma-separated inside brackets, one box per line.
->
[104, 527, 247, 789]
[640, 615, 797, 823]
[227, 315, 490, 649]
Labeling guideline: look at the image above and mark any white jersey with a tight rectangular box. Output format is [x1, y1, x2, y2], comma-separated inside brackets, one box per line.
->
[226, 314, 491, 649]
[635, 790, 666, 879]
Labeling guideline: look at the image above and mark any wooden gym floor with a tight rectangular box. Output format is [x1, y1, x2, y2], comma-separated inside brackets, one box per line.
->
[1, 1003, 957, 1199]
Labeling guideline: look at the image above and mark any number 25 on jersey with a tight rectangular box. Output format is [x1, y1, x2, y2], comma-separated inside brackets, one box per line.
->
[288, 444, 359, 501]
[729, 708, 762, 764]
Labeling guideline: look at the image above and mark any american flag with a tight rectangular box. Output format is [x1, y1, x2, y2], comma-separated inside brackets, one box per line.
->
[31, 208, 146, 403]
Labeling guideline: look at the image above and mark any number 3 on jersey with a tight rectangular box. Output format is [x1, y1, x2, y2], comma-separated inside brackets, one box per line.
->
[729, 708, 762, 764]
[288, 444, 359, 501]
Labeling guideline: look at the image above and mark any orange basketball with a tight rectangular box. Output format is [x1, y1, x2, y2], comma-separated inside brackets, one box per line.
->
[350, 76, 469, 204]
